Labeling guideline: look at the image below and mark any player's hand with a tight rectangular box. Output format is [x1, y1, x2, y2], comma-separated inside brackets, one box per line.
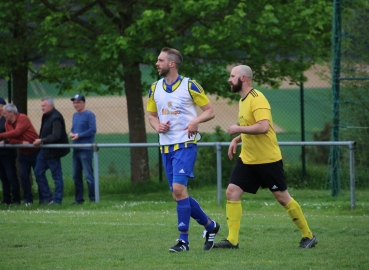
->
[229, 125, 239, 136]
[184, 120, 199, 139]
[158, 120, 170, 133]
[228, 139, 238, 160]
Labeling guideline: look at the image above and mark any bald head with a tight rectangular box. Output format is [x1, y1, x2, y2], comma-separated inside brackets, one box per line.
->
[229, 65, 254, 94]
[236, 65, 253, 80]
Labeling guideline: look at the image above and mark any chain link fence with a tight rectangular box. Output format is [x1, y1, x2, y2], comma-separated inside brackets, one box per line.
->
[328, 0, 369, 193]
[0, 64, 338, 189]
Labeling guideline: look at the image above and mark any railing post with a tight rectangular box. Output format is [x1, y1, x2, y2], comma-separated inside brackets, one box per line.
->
[216, 143, 222, 206]
[349, 142, 356, 210]
[93, 143, 100, 203]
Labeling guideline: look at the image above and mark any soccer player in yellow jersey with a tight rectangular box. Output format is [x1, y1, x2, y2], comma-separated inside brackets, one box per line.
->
[147, 47, 220, 252]
[214, 65, 317, 249]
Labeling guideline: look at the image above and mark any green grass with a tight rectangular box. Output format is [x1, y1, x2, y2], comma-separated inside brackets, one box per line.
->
[1, 188, 369, 269]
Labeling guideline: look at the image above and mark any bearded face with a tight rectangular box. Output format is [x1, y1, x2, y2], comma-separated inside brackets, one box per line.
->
[230, 77, 242, 93]
[158, 63, 170, 77]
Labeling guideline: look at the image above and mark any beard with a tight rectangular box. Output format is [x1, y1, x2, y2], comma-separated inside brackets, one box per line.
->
[158, 65, 170, 77]
[230, 78, 242, 93]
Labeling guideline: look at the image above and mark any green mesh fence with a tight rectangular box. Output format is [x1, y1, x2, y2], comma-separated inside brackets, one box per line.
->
[0, 64, 334, 188]
[328, 0, 369, 195]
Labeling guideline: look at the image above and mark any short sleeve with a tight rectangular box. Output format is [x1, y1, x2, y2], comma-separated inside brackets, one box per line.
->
[188, 79, 210, 107]
[146, 82, 158, 112]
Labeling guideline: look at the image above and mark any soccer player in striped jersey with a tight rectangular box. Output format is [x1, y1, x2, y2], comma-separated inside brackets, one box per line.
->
[147, 47, 220, 252]
[214, 65, 317, 249]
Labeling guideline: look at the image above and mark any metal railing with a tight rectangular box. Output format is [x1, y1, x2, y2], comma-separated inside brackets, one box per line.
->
[2, 141, 356, 209]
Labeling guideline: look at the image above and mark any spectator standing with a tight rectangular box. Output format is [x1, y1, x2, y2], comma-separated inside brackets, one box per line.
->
[0, 98, 21, 205]
[69, 94, 96, 204]
[33, 97, 70, 205]
[147, 47, 220, 252]
[0, 104, 39, 206]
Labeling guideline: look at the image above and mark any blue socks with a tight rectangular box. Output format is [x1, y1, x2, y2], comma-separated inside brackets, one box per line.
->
[205, 220, 216, 232]
[189, 196, 209, 226]
[177, 198, 191, 244]
[177, 197, 215, 244]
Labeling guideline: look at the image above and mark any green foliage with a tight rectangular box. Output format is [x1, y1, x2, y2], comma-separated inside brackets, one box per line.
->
[16, 0, 335, 96]
[335, 2, 369, 190]
[284, 163, 327, 189]
[0, 1, 46, 77]
[304, 122, 332, 164]
[193, 126, 240, 188]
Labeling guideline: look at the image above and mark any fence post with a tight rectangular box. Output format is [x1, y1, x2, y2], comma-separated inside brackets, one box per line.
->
[349, 142, 356, 210]
[93, 143, 100, 203]
[330, 0, 342, 197]
[216, 143, 222, 205]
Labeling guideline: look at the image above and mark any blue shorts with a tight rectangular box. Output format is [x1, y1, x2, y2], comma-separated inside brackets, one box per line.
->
[161, 146, 197, 192]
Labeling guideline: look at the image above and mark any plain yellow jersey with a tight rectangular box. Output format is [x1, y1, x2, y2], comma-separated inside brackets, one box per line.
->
[238, 89, 282, 164]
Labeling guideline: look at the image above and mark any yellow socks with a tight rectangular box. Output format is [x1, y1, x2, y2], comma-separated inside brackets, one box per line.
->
[284, 198, 313, 239]
[226, 200, 242, 245]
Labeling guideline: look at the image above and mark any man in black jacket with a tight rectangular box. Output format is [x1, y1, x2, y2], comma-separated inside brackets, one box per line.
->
[33, 97, 70, 205]
[0, 97, 21, 205]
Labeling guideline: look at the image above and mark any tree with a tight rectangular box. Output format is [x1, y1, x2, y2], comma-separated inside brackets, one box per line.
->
[2, 0, 335, 183]
[0, 1, 48, 113]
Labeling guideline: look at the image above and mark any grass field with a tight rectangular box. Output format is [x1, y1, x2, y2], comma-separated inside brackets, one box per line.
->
[1, 188, 368, 269]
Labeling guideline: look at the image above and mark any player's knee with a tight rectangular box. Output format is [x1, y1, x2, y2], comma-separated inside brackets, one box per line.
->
[273, 190, 291, 206]
[172, 185, 186, 200]
[225, 188, 231, 199]
[226, 184, 242, 200]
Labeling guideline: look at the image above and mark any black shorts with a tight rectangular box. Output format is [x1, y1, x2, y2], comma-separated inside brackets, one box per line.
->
[229, 158, 287, 194]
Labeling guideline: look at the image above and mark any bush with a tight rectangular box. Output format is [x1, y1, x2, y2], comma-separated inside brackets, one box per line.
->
[192, 126, 240, 188]
[194, 126, 329, 190]
[304, 122, 331, 164]
[284, 163, 327, 189]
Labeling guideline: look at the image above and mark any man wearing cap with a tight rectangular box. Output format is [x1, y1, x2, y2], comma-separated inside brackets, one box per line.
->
[69, 94, 96, 204]
[33, 97, 70, 205]
[0, 98, 21, 205]
[0, 103, 40, 206]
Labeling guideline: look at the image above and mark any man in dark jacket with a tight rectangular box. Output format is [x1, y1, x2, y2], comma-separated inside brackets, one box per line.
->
[33, 97, 70, 205]
[0, 97, 21, 205]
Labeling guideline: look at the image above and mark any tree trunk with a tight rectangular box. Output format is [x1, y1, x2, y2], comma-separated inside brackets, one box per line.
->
[11, 12, 29, 115]
[124, 62, 151, 183]
[12, 63, 28, 114]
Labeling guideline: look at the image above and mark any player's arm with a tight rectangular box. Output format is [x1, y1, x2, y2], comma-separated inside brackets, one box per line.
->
[185, 80, 215, 137]
[148, 112, 170, 133]
[229, 120, 269, 135]
[185, 103, 215, 137]
[228, 135, 241, 160]
[148, 112, 160, 132]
